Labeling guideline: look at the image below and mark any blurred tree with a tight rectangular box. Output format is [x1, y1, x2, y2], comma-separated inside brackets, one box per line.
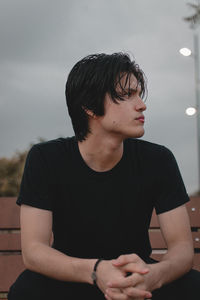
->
[0, 137, 46, 196]
[184, 2, 200, 28]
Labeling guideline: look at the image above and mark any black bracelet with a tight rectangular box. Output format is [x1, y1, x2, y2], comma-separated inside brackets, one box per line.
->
[91, 258, 103, 286]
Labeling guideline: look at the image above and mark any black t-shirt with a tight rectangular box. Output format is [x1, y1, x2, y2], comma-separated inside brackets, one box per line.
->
[11, 136, 190, 300]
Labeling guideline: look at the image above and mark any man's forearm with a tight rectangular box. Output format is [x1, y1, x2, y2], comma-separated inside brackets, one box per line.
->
[149, 241, 194, 291]
[23, 242, 96, 284]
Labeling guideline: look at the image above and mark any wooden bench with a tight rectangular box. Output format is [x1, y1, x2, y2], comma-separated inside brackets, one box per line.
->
[0, 196, 200, 299]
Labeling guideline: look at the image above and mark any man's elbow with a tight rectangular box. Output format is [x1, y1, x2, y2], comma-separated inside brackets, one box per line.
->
[179, 241, 194, 271]
[167, 240, 194, 272]
[22, 242, 43, 271]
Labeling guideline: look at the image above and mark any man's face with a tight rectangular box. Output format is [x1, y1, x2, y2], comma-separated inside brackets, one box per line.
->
[96, 73, 147, 139]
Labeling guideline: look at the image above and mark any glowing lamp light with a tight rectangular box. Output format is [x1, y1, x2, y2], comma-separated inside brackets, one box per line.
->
[179, 48, 192, 56]
[185, 107, 197, 116]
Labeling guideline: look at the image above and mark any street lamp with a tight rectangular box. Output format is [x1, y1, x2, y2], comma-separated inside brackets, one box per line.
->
[181, 1, 200, 194]
[179, 46, 198, 117]
[186, 107, 197, 116]
[179, 47, 192, 56]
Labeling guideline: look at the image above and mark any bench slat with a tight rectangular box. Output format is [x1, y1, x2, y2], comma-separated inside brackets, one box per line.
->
[0, 255, 25, 292]
[1, 197, 199, 228]
[0, 198, 20, 229]
[2, 231, 198, 252]
[0, 233, 21, 251]
[185, 198, 200, 227]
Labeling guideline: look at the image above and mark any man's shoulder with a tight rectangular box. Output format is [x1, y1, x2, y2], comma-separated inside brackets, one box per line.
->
[29, 136, 75, 159]
[127, 138, 165, 151]
[33, 136, 74, 148]
[127, 138, 173, 160]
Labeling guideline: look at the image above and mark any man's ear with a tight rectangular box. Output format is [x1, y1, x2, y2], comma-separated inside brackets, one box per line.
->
[82, 106, 96, 119]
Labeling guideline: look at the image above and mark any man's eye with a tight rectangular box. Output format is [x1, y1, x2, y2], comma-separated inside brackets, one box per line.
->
[125, 91, 133, 96]
[119, 92, 129, 98]
[120, 90, 136, 98]
[126, 91, 136, 97]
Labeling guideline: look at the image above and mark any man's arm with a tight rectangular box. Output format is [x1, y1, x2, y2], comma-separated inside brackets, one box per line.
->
[149, 203, 194, 289]
[20, 204, 96, 284]
[106, 204, 194, 299]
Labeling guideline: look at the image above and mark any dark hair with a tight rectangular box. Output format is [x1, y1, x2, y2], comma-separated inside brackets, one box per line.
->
[65, 52, 147, 141]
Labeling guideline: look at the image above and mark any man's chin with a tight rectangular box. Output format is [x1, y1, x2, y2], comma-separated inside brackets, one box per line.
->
[128, 130, 145, 139]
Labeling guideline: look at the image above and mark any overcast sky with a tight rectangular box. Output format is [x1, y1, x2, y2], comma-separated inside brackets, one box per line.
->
[0, 0, 199, 195]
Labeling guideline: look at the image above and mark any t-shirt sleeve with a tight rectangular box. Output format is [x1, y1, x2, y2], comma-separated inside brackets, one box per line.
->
[154, 146, 190, 215]
[16, 144, 53, 210]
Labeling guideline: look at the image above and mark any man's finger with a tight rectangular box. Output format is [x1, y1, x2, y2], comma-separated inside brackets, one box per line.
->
[105, 288, 127, 300]
[108, 273, 143, 288]
[118, 262, 149, 275]
[123, 286, 152, 299]
[112, 254, 140, 266]
[104, 289, 112, 300]
[105, 293, 113, 300]
[106, 286, 152, 300]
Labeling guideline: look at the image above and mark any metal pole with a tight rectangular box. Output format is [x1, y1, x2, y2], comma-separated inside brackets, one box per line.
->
[193, 32, 200, 193]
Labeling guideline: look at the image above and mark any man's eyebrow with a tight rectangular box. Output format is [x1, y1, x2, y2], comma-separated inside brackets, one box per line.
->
[124, 87, 139, 92]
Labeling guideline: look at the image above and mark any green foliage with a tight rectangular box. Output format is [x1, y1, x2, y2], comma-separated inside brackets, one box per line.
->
[0, 138, 46, 196]
[0, 151, 28, 196]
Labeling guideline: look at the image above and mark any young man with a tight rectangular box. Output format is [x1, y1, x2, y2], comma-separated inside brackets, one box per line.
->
[8, 52, 199, 300]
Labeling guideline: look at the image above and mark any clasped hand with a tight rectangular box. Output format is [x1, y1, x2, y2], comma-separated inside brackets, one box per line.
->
[96, 254, 153, 300]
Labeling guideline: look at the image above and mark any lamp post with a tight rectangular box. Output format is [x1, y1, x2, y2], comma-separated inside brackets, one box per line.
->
[181, 1, 200, 194]
[193, 33, 200, 192]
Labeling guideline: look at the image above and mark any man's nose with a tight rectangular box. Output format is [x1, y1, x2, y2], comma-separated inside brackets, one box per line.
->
[135, 97, 147, 112]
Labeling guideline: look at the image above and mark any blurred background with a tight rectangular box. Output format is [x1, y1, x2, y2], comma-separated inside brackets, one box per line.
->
[0, 0, 199, 196]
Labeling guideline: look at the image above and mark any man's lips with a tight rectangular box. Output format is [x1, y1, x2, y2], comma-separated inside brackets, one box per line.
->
[135, 116, 145, 122]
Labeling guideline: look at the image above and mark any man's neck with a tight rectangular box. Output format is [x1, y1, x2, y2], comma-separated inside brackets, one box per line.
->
[78, 135, 124, 172]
